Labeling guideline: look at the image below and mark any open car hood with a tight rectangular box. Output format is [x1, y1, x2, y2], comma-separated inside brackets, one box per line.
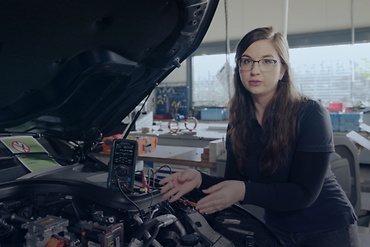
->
[0, 3, 286, 246]
[0, 0, 218, 143]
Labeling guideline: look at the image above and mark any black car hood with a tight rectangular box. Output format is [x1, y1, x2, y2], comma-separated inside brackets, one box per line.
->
[0, 0, 218, 143]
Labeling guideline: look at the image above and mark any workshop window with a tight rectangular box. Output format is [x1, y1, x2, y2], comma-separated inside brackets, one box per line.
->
[192, 54, 235, 108]
[192, 43, 370, 108]
[291, 43, 370, 108]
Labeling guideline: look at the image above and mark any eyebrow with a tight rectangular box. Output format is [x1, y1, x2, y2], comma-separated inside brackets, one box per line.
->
[241, 54, 275, 58]
[241, 54, 275, 59]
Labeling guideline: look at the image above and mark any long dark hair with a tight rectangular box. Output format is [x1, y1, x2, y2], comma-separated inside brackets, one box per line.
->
[228, 26, 305, 175]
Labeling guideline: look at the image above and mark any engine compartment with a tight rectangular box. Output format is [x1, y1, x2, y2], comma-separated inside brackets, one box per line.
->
[0, 186, 178, 247]
[0, 172, 283, 247]
[0, 134, 284, 247]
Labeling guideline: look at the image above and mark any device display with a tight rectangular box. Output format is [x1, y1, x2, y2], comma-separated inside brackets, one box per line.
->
[107, 139, 138, 192]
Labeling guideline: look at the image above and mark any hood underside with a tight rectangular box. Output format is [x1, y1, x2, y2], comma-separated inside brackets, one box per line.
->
[0, 0, 218, 142]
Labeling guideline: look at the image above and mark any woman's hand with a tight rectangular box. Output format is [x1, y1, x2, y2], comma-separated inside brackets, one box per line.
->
[196, 180, 245, 214]
[159, 169, 202, 203]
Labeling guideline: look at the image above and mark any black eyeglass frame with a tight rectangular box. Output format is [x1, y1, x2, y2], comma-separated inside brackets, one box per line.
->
[238, 58, 279, 71]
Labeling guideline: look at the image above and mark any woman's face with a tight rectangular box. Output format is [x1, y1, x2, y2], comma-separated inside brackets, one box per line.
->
[239, 39, 286, 101]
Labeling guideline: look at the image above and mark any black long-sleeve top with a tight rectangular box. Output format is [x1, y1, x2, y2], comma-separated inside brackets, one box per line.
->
[199, 99, 356, 232]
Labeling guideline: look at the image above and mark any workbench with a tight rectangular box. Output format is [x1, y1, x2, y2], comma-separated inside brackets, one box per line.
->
[138, 145, 216, 169]
[129, 122, 227, 148]
[94, 145, 217, 174]
[95, 122, 227, 176]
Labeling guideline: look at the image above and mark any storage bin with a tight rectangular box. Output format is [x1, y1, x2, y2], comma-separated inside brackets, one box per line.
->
[200, 108, 227, 121]
[330, 113, 340, 132]
[338, 112, 362, 132]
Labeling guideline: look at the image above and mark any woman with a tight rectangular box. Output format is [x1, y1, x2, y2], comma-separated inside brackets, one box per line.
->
[160, 27, 359, 247]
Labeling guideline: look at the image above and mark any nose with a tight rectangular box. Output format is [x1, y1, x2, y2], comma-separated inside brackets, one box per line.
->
[250, 61, 261, 73]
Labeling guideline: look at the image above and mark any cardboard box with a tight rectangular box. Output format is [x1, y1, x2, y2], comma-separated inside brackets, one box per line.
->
[101, 135, 157, 155]
[101, 134, 124, 154]
[129, 136, 158, 155]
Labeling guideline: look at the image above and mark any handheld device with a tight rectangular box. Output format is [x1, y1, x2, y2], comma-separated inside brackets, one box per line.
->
[107, 139, 138, 192]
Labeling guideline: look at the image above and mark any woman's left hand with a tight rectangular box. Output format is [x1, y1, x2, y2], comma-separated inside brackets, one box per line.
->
[195, 180, 246, 214]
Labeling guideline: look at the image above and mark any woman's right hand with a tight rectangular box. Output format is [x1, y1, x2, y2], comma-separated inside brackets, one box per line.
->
[159, 169, 202, 202]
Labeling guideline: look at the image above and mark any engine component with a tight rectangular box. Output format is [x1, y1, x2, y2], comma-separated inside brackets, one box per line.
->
[79, 221, 124, 247]
[185, 211, 234, 247]
[22, 215, 69, 247]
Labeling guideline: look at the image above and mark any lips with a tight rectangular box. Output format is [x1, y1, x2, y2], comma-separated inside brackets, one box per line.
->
[249, 80, 262, 86]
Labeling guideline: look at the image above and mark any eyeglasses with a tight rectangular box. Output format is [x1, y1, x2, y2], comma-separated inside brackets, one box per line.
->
[239, 58, 278, 72]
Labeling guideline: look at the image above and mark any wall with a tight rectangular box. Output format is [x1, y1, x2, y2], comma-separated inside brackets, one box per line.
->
[203, 0, 370, 42]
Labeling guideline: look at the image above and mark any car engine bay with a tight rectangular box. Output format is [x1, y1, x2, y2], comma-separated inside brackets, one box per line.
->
[0, 162, 283, 247]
